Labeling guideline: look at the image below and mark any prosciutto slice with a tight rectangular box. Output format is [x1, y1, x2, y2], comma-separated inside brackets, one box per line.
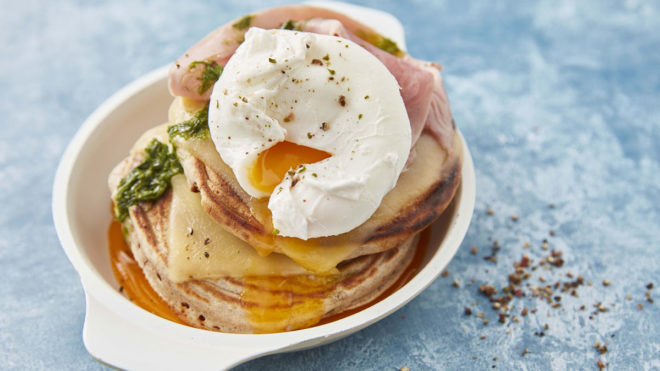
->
[168, 5, 454, 152]
[168, 5, 382, 100]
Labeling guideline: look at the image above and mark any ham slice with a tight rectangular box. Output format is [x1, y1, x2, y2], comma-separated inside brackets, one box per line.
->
[168, 5, 385, 100]
[168, 5, 454, 152]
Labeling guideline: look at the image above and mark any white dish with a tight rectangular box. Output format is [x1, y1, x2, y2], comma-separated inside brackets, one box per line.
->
[52, 2, 475, 370]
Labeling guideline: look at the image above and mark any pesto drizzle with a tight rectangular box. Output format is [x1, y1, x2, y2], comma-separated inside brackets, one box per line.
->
[188, 60, 223, 94]
[355, 30, 403, 57]
[280, 20, 301, 31]
[376, 37, 401, 56]
[113, 139, 183, 221]
[232, 15, 252, 30]
[114, 103, 211, 221]
[167, 107, 210, 141]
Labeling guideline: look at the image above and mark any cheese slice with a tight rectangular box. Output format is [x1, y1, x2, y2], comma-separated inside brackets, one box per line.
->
[167, 173, 311, 282]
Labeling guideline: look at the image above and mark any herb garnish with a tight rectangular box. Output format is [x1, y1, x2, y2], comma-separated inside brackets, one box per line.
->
[168, 107, 210, 141]
[280, 20, 300, 31]
[114, 139, 183, 221]
[376, 37, 401, 55]
[232, 15, 252, 30]
[188, 60, 223, 94]
[355, 30, 404, 57]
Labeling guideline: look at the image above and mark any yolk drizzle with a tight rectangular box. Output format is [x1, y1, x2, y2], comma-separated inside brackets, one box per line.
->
[248, 141, 331, 194]
[108, 220, 184, 325]
[241, 274, 341, 333]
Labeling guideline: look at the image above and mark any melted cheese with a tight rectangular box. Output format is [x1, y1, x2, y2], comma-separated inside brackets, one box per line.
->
[241, 275, 341, 333]
[167, 174, 310, 282]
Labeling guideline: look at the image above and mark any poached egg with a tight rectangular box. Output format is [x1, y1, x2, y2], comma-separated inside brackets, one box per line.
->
[208, 28, 411, 239]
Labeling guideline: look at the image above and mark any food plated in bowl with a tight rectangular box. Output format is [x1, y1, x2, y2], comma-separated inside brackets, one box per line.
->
[53, 1, 475, 368]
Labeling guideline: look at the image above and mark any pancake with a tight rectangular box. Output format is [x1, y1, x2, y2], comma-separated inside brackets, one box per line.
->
[112, 154, 418, 333]
[168, 98, 462, 272]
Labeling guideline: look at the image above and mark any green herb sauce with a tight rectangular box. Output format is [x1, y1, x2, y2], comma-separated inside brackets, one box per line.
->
[232, 15, 252, 30]
[376, 37, 402, 55]
[280, 20, 301, 31]
[355, 30, 404, 57]
[188, 60, 223, 94]
[167, 107, 210, 141]
[114, 139, 183, 221]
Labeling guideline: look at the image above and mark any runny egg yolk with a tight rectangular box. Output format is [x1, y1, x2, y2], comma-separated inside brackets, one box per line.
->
[249, 141, 331, 194]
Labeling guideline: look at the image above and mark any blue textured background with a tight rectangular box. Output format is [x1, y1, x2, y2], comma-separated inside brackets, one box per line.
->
[1, 0, 659, 369]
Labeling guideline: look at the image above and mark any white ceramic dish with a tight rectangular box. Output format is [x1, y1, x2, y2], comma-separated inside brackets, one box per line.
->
[52, 2, 475, 370]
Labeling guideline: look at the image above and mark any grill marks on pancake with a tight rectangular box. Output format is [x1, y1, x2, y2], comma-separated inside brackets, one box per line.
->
[131, 191, 172, 266]
[335, 245, 400, 291]
[225, 277, 331, 299]
[191, 157, 268, 238]
[366, 158, 461, 244]
[180, 282, 214, 304]
[226, 279, 333, 309]
[327, 241, 416, 318]
[186, 280, 238, 304]
[199, 280, 248, 307]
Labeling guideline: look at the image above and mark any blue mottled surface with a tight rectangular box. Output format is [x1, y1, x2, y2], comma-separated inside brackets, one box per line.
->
[1, 0, 659, 369]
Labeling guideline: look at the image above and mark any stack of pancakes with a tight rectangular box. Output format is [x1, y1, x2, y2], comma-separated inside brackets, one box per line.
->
[109, 97, 461, 333]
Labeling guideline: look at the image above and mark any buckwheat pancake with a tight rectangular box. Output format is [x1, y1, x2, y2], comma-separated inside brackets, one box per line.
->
[110, 143, 418, 333]
[168, 98, 462, 274]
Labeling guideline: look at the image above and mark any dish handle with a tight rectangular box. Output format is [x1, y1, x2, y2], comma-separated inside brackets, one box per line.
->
[82, 294, 269, 370]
